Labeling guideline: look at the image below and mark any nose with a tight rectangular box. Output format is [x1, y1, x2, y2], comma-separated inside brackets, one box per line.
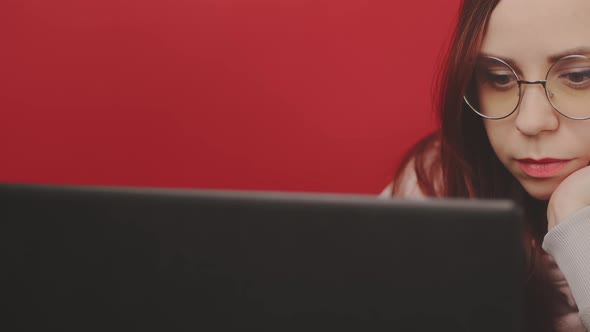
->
[514, 83, 559, 136]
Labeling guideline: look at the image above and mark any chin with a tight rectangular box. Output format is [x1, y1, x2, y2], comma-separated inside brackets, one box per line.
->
[519, 179, 557, 201]
[524, 189, 552, 201]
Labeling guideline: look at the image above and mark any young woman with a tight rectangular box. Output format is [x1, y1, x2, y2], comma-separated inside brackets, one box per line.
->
[385, 0, 590, 331]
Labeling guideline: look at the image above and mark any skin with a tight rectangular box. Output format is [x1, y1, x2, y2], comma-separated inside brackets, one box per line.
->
[480, 0, 590, 330]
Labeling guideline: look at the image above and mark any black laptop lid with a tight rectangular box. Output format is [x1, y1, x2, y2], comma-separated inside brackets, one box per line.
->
[1, 184, 524, 331]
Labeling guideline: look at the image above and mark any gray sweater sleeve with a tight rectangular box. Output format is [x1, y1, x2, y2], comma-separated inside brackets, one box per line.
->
[543, 205, 590, 330]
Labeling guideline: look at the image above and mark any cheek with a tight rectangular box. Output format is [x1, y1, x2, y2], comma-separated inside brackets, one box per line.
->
[575, 127, 590, 156]
[564, 123, 590, 160]
[483, 121, 512, 162]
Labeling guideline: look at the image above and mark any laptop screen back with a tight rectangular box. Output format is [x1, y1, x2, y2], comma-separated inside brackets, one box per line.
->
[1, 184, 524, 332]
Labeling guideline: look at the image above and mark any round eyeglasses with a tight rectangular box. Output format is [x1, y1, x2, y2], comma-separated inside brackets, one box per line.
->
[464, 55, 590, 120]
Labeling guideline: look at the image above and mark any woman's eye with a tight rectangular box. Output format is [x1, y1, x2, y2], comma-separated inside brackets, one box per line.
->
[564, 70, 590, 83]
[483, 72, 516, 88]
[491, 74, 513, 85]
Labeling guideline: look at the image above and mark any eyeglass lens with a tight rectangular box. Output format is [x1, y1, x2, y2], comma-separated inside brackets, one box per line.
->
[464, 56, 590, 119]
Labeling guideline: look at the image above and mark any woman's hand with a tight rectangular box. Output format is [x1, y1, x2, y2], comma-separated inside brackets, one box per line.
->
[547, 165, 590, 231]
[544, 165, 590, 332]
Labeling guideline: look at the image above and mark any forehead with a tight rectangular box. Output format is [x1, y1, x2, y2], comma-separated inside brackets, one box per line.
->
[480, 0, 590, 71]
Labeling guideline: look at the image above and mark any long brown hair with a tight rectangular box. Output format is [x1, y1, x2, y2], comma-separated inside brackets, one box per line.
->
[392, 1, 560, 330]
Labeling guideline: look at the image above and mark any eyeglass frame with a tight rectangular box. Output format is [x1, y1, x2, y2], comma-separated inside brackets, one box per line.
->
[463, 54, 590, 121]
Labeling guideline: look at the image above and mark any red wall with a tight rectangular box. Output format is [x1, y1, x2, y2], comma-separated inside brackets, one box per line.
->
[0, 0, 459, 194]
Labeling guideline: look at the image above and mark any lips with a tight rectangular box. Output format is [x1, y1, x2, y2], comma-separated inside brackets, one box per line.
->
[516, 158, 572, 178]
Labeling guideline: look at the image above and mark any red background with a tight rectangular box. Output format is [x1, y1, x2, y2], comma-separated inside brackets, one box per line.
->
[0, 0, 459, 194]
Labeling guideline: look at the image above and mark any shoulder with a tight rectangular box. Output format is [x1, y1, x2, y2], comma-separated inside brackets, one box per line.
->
[380, 158, 427, 199]
[380, 133, 442, 199]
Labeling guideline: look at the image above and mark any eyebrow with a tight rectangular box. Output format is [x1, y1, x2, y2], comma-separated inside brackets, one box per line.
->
[547, 47, 590, 62]
[478, 47, 590, 67]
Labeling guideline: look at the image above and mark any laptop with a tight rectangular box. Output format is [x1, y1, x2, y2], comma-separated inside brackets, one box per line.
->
[1, 183, 524, 331]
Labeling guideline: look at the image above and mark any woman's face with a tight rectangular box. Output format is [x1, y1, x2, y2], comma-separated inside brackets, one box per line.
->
[480, 0, 590, 200]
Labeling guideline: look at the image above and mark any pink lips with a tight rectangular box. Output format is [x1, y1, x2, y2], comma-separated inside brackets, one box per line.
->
[516, 158, 571, 178]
